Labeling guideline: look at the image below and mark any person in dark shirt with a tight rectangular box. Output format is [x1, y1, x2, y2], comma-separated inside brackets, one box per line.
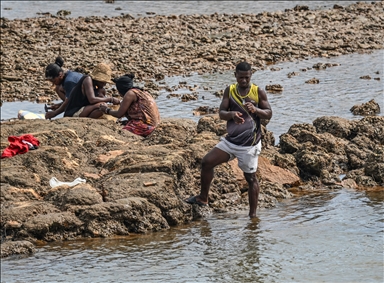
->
[64, 63, 120, 118]
[185, 61, 272, 218]
[44, 56, 83, 119]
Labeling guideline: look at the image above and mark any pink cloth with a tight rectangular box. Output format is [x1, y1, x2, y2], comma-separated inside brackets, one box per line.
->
[1, 134, 40, 159]
[123, 119, 156, 137]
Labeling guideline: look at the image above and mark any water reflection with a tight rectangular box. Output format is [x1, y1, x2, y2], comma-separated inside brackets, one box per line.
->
[235, 220, 264, 283]
[356, 187, 384, 205]
[1, 189, 383, 282]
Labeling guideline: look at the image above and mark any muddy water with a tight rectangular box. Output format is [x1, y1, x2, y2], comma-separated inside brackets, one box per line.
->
[1, 188, 383, 282]
[2, 50, 383, 144]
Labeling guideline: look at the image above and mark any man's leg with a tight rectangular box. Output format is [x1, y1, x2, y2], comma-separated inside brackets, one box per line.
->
[87, 109, 104, 119]
[79, 104, 103, 118]
[196, 147, 230, 204]
[244, 172, 260, 218]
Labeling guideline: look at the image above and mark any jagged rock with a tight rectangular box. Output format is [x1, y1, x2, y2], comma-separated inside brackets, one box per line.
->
[0, 1, 383, 102]
[279, 115, 384, 184]
[265, 84, 284, 92]
[305, 77, 320, 84]
[350, 99, 381, 116]
[1, 241, 35, 258]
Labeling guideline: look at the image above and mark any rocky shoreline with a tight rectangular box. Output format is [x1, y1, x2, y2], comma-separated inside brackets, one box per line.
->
[0, 1, 383, 102]
[1, 1, 383, 258]
[1, 113, 383, 258]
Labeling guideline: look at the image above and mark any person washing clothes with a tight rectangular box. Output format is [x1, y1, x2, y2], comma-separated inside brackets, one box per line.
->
[99, 74, 160, 137]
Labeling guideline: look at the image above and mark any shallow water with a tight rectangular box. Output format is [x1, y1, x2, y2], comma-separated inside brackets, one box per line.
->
[156, 50, 384, 143]
[0, 1, 375, 20]
[1, 188, 383, 283]
[2, 50, 383, 144]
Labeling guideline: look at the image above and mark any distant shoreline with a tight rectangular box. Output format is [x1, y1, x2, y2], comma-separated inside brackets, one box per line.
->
[0, 1, 383, 103]
[1, 1, 374, 20]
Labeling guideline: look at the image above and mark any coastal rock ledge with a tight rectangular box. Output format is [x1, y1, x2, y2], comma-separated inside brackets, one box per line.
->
[0, 1, 383, 102]
[1, 115, 383, 257]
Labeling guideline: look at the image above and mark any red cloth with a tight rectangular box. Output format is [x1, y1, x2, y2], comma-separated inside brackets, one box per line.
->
[123, 119, 156, 137]
[1, 134, 40, 159]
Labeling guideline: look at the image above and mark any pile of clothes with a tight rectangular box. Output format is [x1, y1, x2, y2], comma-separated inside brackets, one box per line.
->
[1, 134, 40, 158]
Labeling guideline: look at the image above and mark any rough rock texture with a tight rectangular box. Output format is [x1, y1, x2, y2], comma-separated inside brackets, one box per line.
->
[1, 114, 383, 257]
[350, 99, 381, 116]
[0, 117, 293, 256]
[279, 116, 384, 186]
[0, 1, 383, 102]
[1, 240, 36, 258]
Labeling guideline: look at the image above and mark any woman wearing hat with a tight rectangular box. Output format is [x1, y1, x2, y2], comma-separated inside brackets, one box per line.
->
[99, 74, 160, 137]
[64, 63, 121, 118]
[45, 56, 83, 119]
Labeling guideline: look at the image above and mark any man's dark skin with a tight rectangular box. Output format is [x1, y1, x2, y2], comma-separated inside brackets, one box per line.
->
[192, 68, 272, 218]
[45, 71, 69, 119]
[71, 76, 120, 118]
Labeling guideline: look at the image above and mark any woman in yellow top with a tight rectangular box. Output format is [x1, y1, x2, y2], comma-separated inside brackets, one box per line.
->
[99, 74, 160, 137]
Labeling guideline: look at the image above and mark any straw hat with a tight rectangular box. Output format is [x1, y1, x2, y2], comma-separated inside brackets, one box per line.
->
[90, 63, 113, 84]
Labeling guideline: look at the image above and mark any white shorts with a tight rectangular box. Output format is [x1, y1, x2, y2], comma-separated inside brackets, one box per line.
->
[215, 138, 261, 173]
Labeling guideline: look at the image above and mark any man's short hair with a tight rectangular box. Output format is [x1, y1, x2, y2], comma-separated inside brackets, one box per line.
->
[236, 61, 251, 72]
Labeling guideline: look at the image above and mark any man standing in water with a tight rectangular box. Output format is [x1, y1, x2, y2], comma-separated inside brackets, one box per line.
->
[186, 61, 272, 218]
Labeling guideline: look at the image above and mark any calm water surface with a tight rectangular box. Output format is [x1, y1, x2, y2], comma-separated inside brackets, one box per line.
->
[1, 188, 383, 283]
[1, 1, 377, 20]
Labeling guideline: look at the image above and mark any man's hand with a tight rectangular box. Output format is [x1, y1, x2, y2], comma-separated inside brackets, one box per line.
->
[99, 103, 108, 113]
[244, 102, 257, 114]
[45, 111, 56, 119]
[232, 111, 245, 124]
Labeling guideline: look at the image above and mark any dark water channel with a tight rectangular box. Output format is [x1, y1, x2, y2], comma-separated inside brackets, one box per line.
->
[1, 188, 383, 282]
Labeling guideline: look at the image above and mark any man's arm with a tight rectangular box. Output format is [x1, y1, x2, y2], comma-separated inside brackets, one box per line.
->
[219, 87, 245, 124]
[45, 98, 69, 119]
[82, 77, 119, 104]
[244, 89, 272, 120]
[255, 89, 272, 119]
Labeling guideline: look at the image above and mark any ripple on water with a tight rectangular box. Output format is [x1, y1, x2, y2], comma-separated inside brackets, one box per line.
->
[1, 189, 383, 282]
[1, 1, 375, 20]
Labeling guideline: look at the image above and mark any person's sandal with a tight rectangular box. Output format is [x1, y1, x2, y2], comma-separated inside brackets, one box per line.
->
[185, 196, 208, 206]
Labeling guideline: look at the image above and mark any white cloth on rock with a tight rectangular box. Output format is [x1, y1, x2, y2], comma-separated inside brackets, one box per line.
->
[49, 177, 86, 188]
